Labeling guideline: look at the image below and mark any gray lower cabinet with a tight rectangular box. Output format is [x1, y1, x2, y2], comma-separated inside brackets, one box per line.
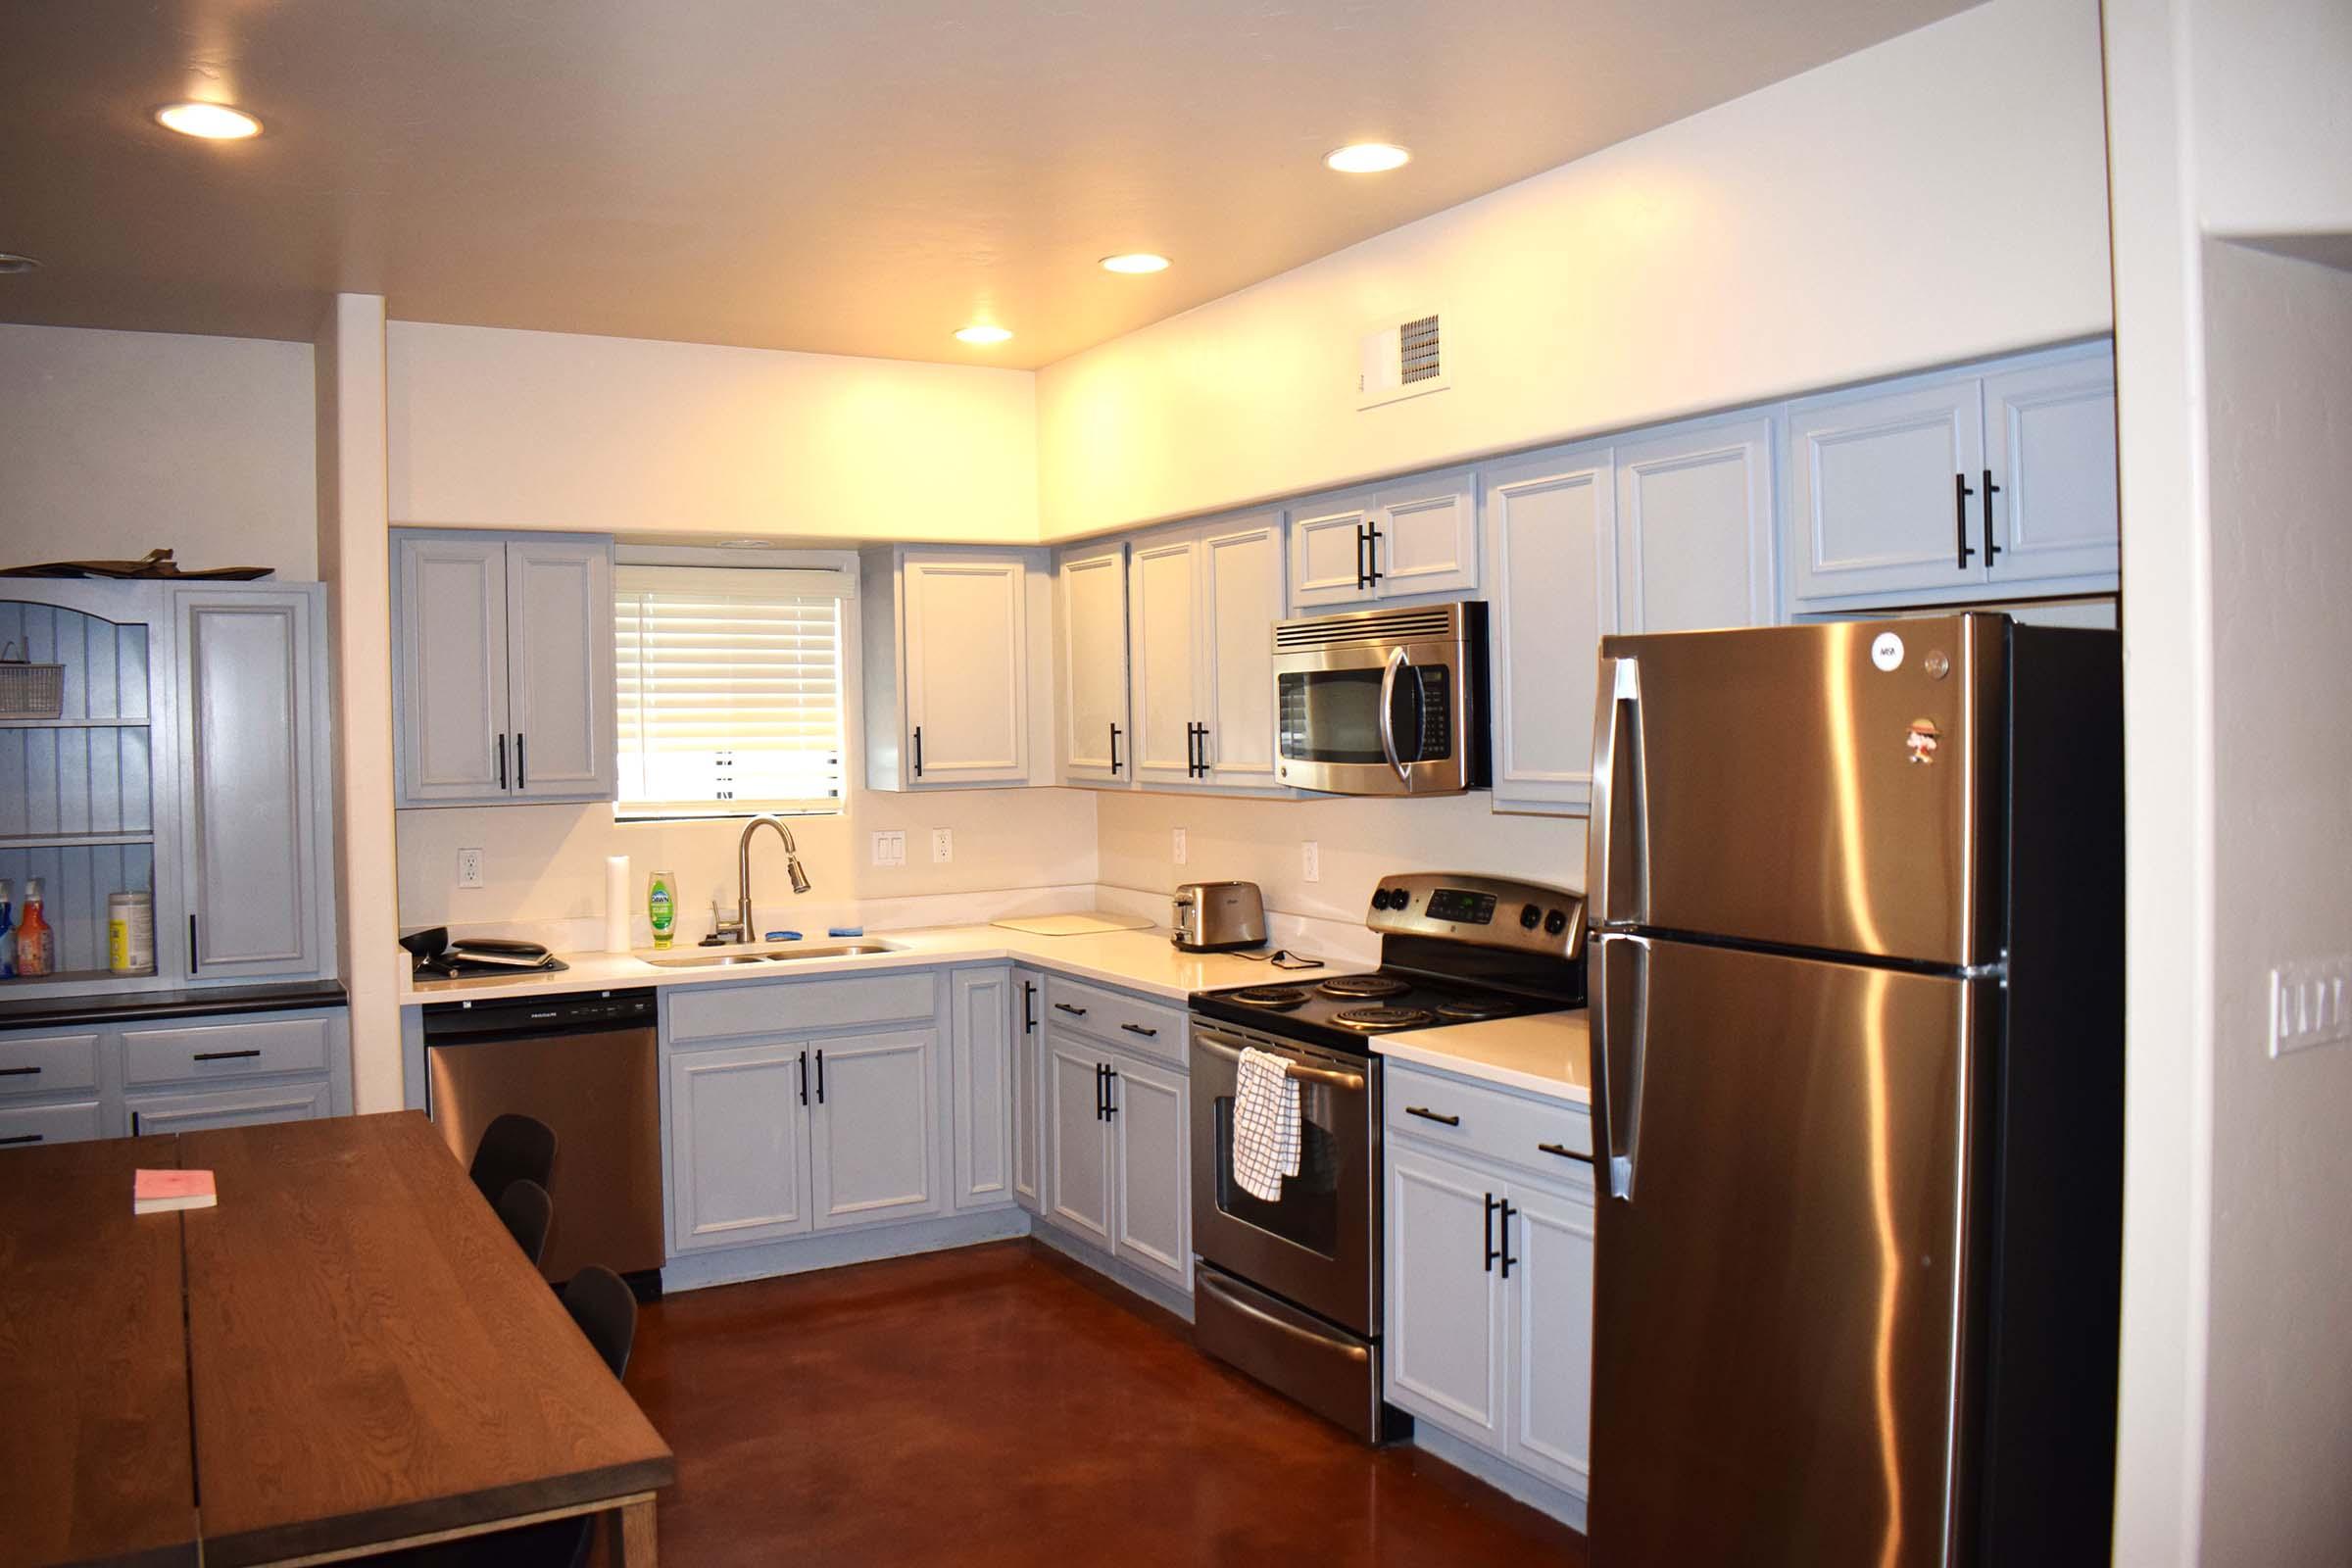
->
[1041, 1012, 1191, 1296]
[949, 967, 1017, 1212]
[1384, 1061, 1595, 1504]
[808, 1027, 940, 1230]
[0, 1005, 352, 1148]
[667, 1039, 812, 1250]
[392, 531, 616, 808]
[1010, 967, 1045, 1212]
[174, 587, 334, 980]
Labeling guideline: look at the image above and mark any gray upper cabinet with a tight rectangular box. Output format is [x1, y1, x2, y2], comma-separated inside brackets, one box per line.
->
[859, 546, 1047, 790]
[1288, 472, 1477, 612]
[1056, 545, 1130, 785]
[173, 587, 332, 981]
[392, 531, 616, 808]
[1786, 343, 2118, 612]
[1612, 416, 1778, 635]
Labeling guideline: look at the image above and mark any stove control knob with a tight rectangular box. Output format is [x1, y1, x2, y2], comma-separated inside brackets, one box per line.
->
[1371, 888, 1394, 911]
[1544, 908, 1569, 936]
[1519, 903, 1542, 930]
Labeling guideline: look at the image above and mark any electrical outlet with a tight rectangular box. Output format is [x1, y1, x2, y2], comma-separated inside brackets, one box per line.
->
[1173, 828, 1188, 866]
[1301, 841, 1321, 883]
[932, 828, 954, 864]
[871, 831, 906, 868]
[456, 848, 484, 889]
[2270, 956, 2352, 1056]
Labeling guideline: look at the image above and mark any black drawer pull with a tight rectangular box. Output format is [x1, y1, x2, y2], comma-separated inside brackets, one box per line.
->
[0, 1065, 41, 1077]
[1405, 1106, 1460, 1127]
[1120, 1022, 1158, 1038]
[0, 1133, 42, 1146]
[192, 1049, 264, 1062]
[1539, 1141, 1594, 1164]
[1054, 1003, 1088, 1017]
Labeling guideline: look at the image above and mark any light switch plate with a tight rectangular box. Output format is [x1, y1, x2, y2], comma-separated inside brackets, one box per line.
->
[871, 831, 906, 868]
[2270, 956, 2352, 1056]
[456, 848, 484, 889]
[1301, 841, 1321, 883]
[1173, 828, 1187, 866]
[932, 828, 954, 864]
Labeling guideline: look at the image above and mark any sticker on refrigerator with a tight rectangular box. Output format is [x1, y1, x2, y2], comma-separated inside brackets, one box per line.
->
[1905, 717, 1941, 764]
[1871, 632, 1905, 671]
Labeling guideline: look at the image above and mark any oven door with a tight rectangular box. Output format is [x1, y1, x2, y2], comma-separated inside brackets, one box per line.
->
[1189, 1022, 1380, 1336]
[1273, 638, 1468, 796]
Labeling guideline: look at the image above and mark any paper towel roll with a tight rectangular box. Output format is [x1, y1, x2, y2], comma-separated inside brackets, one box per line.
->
[605, 855, 633, 953]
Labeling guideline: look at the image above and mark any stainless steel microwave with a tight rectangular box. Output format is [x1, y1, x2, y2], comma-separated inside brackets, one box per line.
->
[1270, 600, 1490, 796]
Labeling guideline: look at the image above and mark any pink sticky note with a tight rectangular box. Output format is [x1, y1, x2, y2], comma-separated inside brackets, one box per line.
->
[134, 1168, 218, 1213]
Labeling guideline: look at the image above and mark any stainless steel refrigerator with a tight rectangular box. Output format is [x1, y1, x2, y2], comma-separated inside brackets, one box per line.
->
[1583, 614, 2121, 1567]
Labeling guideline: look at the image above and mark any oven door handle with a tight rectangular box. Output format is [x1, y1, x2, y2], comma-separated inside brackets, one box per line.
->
[1197, 1270, 1371, 1363]
[1195, 1035, 1365, 1091]
[1376, 645, 1411, 786]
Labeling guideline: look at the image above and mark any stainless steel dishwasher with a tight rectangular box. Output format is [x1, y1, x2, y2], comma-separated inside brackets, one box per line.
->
[421, 988, 663, 1297]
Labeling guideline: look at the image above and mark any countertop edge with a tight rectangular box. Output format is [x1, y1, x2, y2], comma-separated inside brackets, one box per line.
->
[0, 978, 351, 1031]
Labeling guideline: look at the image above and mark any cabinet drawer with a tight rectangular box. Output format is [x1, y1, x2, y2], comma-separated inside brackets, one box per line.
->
[1043, 975, 1185, 1065]
[0, 1100, 103, 1150]
[127, 1080, 331, 1136]
[122, 1014, 331, 1086]
[1385, 1061, 1593, 1182]
[0, 1032, 101, 1097]
[668, 970, 939, 1044]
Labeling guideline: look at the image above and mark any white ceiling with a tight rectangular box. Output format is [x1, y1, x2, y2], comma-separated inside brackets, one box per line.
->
[0, 0, 1972, 368]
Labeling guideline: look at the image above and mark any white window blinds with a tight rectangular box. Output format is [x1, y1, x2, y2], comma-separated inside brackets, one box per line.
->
[614, 564, 847, 815]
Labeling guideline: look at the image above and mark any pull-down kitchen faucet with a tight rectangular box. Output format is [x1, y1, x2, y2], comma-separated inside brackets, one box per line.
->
[712, 813, 811, 944]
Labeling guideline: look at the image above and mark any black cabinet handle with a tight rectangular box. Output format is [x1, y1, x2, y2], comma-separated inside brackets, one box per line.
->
[798, 1049, 808, 1107]
[188, 914, 200, 975]
[1954, 473, 1978, 568]
[1484, 1193, 1499, 1273]
[1982, 468, 2003, 565]
[497, 732, 508, 790]
[814, 1048, 825, 1104]
[1103, 1066, 1117, 1118]
[912, 725, 924, 778]
[1022, 981, 1036, 1034]
[1355, 522, 1371, 590]
[1095, 1061, 1106, 1121]
[130, 1111, 142, 1136]
[1120, 1022, 1158, 1039]
[1055, 1003, 1088, 1017]
[0, 1133, 42, 1146]
[1405, 1105, 1460, 1127]
[192, 1049, 263, 1062]
[1499, 1200, 1519, 1279]
[1364, 522, 1384, 588]
[1538, 1141, 1594, 1164]
[1108, 722, 1122, 774]
[1193, 722, 1211, 777]
[0, 1065, 41, 1078]
[515, 731, 526, 790]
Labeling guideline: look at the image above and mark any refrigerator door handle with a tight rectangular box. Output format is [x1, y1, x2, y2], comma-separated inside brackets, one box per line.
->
[1587, 655, 1648, 927]
[1591, 932, 1650, 1201]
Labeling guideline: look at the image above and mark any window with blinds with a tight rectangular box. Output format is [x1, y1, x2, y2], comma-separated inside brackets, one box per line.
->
[613, 564, 847, 816]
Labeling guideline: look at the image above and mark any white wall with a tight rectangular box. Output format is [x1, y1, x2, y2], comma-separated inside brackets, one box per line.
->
[384, 321, 1040, 543]
[1097, 792, 1584, 928]
[2195, 238, 2352, 1567]
[1033, 0, 2112, 538]
[2189, 0, 2352, 237]
[395, 789, 1099, 937]
[0, 323, 318, 577]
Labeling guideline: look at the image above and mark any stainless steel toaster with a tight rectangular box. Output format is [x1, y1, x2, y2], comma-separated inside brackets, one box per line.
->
[1171, 881, 1268, 953]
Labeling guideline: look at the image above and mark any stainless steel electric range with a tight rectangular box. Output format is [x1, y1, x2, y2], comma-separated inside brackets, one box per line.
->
[1187, 870, 1587, 1442]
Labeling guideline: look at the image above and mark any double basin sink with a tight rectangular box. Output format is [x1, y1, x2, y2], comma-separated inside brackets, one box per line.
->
[643, 941, 902, 969]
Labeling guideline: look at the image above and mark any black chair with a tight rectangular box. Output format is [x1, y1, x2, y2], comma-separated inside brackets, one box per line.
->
[468, 1113, 557, 1207]
[494, 1178, 554, 1267]
[562, 1264, 639, 1379]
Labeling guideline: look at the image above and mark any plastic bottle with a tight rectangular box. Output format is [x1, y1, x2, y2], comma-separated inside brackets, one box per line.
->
[648, 870, 678, 950]
[15, 879, 53, 978]
[0, 879, 16, 980]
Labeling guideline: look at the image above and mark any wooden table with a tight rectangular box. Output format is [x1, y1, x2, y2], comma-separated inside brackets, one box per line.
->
[1, 1112, 674, 1568]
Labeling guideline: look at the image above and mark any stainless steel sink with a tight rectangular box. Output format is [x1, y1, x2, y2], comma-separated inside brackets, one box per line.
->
[643, 941, 901, 968]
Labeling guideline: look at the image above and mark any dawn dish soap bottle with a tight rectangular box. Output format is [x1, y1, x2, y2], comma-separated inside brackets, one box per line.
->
[648, 870, 678, 951]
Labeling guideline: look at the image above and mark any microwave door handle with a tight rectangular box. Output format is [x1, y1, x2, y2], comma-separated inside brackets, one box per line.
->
[1377, 646, 1410, 785]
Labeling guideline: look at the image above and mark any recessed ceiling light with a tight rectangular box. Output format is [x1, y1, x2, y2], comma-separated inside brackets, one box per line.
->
[1100, 253, 1171, 274]
[155, 102, 263, 140]
[0, 252, 39, 275]
[1325, 142, 1411, 174]
[955, 324, 1013, 345]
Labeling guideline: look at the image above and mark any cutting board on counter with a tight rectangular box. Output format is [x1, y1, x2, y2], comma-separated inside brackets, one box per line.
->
[989, 911, 1155, 937]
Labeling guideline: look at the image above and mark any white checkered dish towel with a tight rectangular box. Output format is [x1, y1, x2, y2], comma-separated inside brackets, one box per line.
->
[1233, 1047, 1302, 1202]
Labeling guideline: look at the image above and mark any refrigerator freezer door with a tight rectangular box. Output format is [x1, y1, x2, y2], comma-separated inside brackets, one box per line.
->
[1588, 615, 2003, 968]
[1587, 933, 1990, 1568]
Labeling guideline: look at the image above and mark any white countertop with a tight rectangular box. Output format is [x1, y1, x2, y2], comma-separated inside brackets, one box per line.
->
[400, 924, 1355, 1007]
[1374, 1009, 1592, 1103]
